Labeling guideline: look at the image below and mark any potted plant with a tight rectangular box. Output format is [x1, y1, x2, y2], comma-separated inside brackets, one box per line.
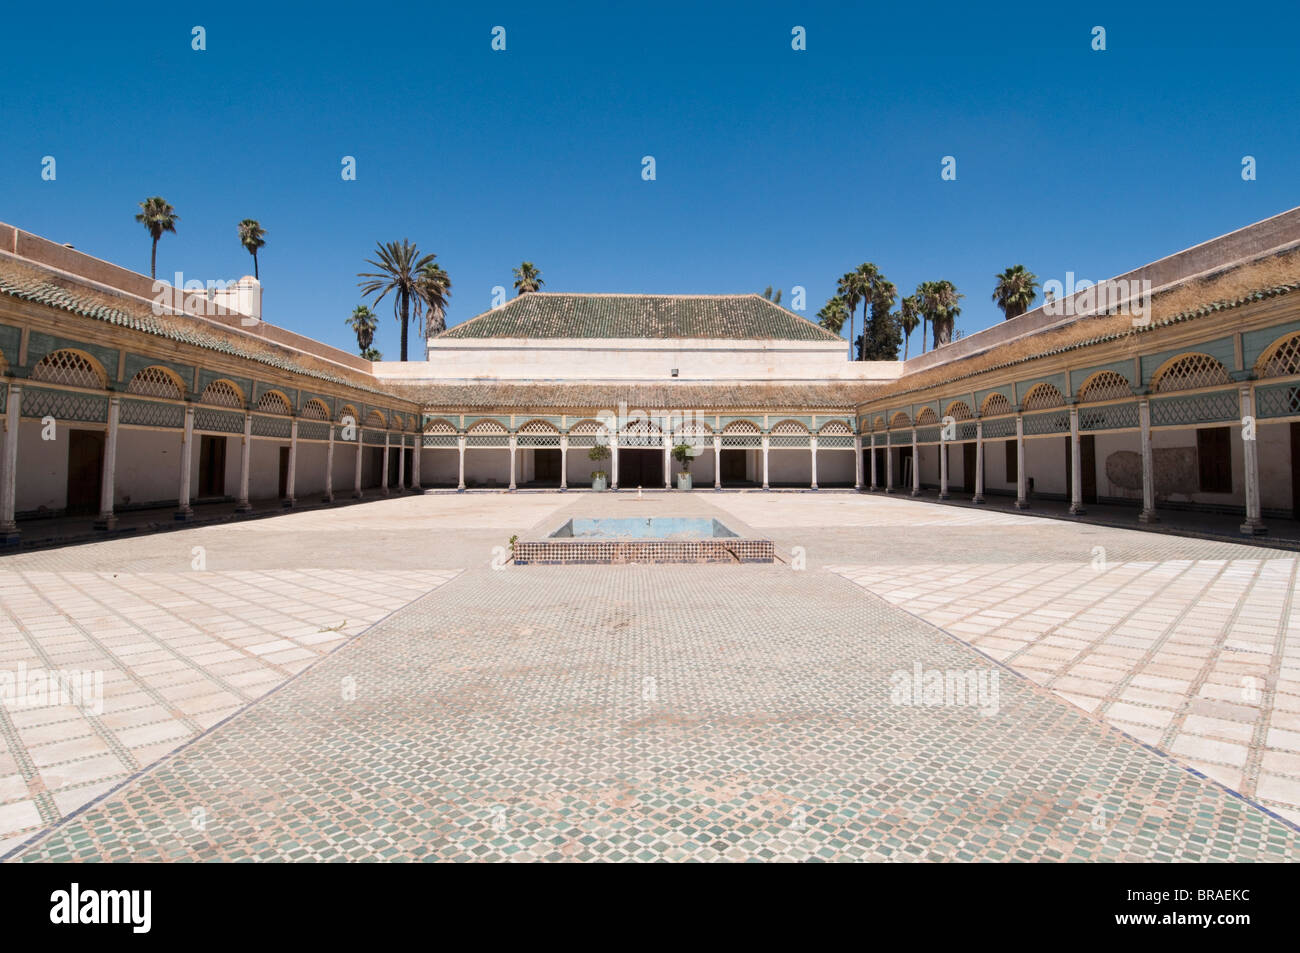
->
[673, 442, 694, 490]
[588, 443, 610, 490]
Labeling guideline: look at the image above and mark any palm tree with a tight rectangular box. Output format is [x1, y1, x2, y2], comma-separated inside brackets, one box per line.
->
[762, 286, 783, 305]
[358, 240, 440, 362]
[513, 262, 543, 295]
[817, 296, 848, 335]
[992, 264, 1039, 320]
[361, 347, 383, 361]
[237, 219, 267, 280]
[898, 295, 921, 360]
[836, 271, 863, 361]
[417, 261, 452, 338]
[864, 278, 898, 360]
[135, 197, 178, 279]
[347, 305, 378, 355]
[919, 280, 964, 349]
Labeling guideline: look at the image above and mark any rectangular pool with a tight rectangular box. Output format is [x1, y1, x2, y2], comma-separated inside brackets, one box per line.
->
[513, 515, 773, 564]
[549, 517, 737, 540]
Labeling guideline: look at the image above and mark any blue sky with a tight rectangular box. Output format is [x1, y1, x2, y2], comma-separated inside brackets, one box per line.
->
[2, 1, 1297, 360]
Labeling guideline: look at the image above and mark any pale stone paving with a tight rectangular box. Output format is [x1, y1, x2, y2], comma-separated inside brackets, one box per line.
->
[3, 490, 1299, 861]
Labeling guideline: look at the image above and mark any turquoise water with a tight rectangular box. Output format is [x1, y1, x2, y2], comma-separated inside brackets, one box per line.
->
[550, 517, 738, 539]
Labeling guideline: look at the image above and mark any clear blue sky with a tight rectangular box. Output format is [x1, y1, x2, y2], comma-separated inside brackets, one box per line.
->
[2, 1, 1297, 360]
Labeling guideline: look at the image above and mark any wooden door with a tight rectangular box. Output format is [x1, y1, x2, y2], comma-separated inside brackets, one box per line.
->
[66, 429, 104, 515]
[198, 435, 226, 498]
[278, 447, 290, 498]
[962, 442, 976, 490]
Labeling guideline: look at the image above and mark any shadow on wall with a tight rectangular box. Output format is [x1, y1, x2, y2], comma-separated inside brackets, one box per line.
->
[1106, 447, 1198, 498]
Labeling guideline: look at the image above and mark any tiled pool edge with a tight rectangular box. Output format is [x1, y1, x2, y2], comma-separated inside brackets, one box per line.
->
[513, 538, 774, 564]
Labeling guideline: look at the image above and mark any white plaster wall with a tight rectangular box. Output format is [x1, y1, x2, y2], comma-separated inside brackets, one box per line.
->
[815, 449, 855, 485]
[1258, 421, 1291, 512]
[333, 441, 360, 492]
[463, 449, 510, 487]
[389, 338, 903, 384]
[985, 439, 1015, 491]
[1024, 436, 1068, 497]
[768, 449, 812, 485]
[294, 443, 328, 497]
[115, 429, 183, 506]
[249, 439, 287, 499]
[17, 419, 70, 511]
[420, 448, 460, 486]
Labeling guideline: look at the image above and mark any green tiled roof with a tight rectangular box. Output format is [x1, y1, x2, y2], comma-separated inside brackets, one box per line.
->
[439, 293, 843, 342]
[0, 258, 398, 400]
[390, 380, 878, 411]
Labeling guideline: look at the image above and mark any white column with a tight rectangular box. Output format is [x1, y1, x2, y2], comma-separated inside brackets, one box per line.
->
[237, 412, 253, 511]
[1014, 412, 1028, 509]
[1138, 397, 1158, 523]
[869, 434, 877, 490]
[1, 383, 22, 542]
[508, 434, 517, 491]
[1240, 384, 1265, 534]
[381, 432, 390, 495]
[96, 395, 120, 530]
[611, 434, 620, 490]
[761, 434, 770, 490]
[713, 434, 721, 489]
[397, 439, 406, 491]
[411, 433, 421, 492]
[938, 435, 949, 500]
[457, 434, 466, 491]
[1068, 403, 1084, 515]
[853, 434, 863, 490]
[885, 433, 894, 492]
[353, 428, 364, 498]
[810, 436, 819, 490]
[972, 419, 985, 504]
[284, 417, 298, 507]
[560, 434, 569, 490]
[910, 428, 920, 496]
[176, 404, 195, 520]
[324, 424, 335, 503]
[663, 436, 671, 489]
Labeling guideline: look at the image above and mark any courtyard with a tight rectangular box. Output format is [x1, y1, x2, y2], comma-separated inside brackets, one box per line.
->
[2, 489, 1299, 861]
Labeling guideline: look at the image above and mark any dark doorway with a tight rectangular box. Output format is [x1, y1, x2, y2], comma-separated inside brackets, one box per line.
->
[278, 447, 290, 499]
[962, 442, 977, 490]
[533, 449, 561, 484]
[198, 435, 226, 498]
[387, 447, 401, 487]
[1197, 427, 1232, 493]
[66, 429, 104, 515]
[1292, 423, 1300, 518]
[619, 448, 663, 487]
[873, 447, 886, 485]
[720, 449, 748, 484]
[367, 447, 384, 487]
[898, 446, 914, 487]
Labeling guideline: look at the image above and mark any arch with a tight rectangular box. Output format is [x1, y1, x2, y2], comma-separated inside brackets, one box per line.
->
[873, 415, 886, 431]
[722, 419, 760, 433]
[300, 398, 330, 421]
[517, 418, 560, 435]
[1255, 330, 1300, 379]
[915, 407, 939, 426]
[944, 400, 973, 421]
[466, 419, 507, 433]
[424, 417, 458, 435]
[29, 348, 108, 389]
[254, 390, 292, 415]
[1077, 370, 1133, 403]
[364, 410, 387, 428]
[126, 365, 185, 400]
[889, 411, 911, 429]
[981, 393, 1013, 416]
[1150, 352, 1232, 393]
[199, 379, 244, 408]
[568, 418, 610, 435]
[818, 420, 852, 435]
[770, 419, 809, 435]
[338, 403, 359, 424]
[1021, 382, 1065, 411]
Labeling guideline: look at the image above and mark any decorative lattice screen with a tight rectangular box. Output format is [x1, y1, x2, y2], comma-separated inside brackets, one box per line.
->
[300, 400, 329, 420]
[200, 380, 243, 408]
[126, 366, 184, 400]
[944, 402, 973, 421]
[1257, 333, 1300, 379]
[982, 393, 1013, 417]
[915, 408, 939, 426]
[1151, 354, 1231, 393]
[255, 391, 291, 415]
[30, 350, 104, 389]
[1022, 384, 1064, 410]
[1078, 371, 1132, 403]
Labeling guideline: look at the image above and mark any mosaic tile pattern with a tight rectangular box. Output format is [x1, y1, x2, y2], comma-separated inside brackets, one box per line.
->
[829, 556, 1300, 824]
[9, 562, 1298, 862]
[0, 567, 459, 854]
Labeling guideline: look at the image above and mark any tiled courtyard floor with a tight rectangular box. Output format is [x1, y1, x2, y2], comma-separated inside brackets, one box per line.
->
[3, 490, 1299, 861]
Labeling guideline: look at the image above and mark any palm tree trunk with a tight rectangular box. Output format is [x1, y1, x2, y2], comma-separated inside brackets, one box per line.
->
[903, 333, 909, 361]
[400, 291, 410, 362]
[922, 317, 928, 354]
[848, 311, 854, 362]
[253, 253, 259, 281]
[150, 239, 157, 280]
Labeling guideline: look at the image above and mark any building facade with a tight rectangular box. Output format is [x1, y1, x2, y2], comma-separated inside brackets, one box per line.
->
[1, 208, 1298, 545]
